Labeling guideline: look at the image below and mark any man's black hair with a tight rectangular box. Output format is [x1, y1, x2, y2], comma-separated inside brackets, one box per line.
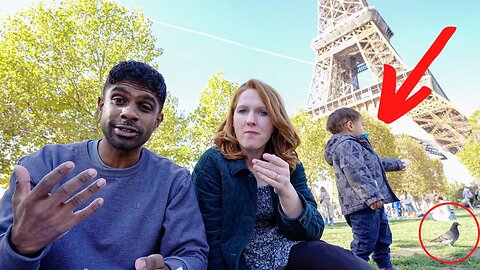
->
[103, 60, 167, 112]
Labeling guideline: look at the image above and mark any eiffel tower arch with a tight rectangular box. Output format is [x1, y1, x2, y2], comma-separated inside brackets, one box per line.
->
[307, 0, 474, 184]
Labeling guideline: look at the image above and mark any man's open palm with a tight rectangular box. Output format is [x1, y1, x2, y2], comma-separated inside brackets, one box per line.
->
[10, 162, 106, 255]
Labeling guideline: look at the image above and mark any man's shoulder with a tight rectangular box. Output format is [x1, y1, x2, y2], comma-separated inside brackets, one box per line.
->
[38, 141, 88, 152]
[21, 141, 88, 161]
[141, 148, 190, 176]
[18, 141, 89, 182]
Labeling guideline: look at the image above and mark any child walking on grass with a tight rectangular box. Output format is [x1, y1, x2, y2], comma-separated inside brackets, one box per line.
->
[324, 108, 410, 270]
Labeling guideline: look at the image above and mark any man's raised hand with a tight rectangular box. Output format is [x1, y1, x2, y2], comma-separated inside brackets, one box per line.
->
[10, 162, 106, 256]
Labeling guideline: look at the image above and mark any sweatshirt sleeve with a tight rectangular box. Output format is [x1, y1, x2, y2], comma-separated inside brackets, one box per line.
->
[380, 157, 403, 172]
[0, 173, 51, 270]
[337, 140, 384, 206]
[161, 173, 209, 270]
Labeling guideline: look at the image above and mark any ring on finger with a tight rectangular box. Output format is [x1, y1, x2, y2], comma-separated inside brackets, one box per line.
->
[275, 172, 280, 180]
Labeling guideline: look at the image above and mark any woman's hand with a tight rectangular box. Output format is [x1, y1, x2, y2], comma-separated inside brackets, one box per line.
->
[252, 153, 292, 197]
[252, 153, 303, 218]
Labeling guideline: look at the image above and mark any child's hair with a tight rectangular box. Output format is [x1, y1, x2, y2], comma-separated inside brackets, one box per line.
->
[326, 107, 362, 134]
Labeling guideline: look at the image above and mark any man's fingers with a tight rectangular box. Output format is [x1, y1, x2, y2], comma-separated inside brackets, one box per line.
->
[30, 161, 75, 200]
[52, 169, 97, 204]
[71, 197, 104, 224]
[64, 178, 106, 210]
[12, 165, 32, 206]
[135, 254, 165, 270]
[135, 258, 147, 270]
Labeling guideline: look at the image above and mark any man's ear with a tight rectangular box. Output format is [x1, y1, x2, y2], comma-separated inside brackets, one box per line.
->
[97, 96, 104, 114]
[155, 112, 164, 129]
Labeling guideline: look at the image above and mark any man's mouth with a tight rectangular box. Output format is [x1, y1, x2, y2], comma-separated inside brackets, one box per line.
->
[114, 125, 139, 138]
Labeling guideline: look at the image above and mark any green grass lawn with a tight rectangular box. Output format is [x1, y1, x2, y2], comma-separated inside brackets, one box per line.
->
[321, 211, 480, 269]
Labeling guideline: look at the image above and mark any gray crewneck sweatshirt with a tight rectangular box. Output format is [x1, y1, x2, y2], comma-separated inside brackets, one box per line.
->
[0, 140, 208, 270]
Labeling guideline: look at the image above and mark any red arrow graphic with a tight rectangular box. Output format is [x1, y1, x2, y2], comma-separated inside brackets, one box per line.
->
[377, 26, 456, 124]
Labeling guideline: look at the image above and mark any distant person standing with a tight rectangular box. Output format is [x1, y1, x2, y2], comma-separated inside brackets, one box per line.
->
[399, 191, 416, 217]
[319, 187, 335, 226]
[462, 186, 477, 213]
[392, 201, 403, 219]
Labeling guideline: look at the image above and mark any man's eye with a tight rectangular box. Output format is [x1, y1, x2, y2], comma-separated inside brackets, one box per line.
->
[140, 104, 153, 111]
[112, 97, 124, 103]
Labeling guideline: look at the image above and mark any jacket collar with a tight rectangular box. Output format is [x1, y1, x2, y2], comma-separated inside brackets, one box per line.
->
[228, 157, 250, 176]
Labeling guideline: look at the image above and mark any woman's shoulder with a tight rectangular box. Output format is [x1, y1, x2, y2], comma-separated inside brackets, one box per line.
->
[195, 147, 227, 168]
[200, 147, 223, 160]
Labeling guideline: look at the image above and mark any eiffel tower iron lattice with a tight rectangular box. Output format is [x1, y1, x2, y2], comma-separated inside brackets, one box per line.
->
[306, 0, 472, 154]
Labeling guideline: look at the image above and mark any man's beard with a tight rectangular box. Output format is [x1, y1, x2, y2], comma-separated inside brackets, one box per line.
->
[101, 119, 152, 152]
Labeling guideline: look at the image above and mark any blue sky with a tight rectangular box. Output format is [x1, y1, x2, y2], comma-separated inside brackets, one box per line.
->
[1, 0, 479, 117]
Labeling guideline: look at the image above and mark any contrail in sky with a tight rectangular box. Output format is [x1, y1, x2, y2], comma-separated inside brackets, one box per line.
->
[152, 20, 314, 66]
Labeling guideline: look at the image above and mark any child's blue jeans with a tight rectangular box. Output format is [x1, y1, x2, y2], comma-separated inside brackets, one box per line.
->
[345, 206, 393, 269]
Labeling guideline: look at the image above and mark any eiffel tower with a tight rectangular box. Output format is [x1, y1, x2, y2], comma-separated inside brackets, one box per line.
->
[307, 0, 472, 155]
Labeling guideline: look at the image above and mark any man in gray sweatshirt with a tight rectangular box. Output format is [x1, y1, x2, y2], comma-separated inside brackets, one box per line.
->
[0, 60, 208, 270]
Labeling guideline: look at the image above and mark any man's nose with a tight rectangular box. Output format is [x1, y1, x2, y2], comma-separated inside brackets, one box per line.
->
[120, 105, 139, 121]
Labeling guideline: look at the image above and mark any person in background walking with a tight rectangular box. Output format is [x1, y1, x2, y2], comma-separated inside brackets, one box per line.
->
[319, 186, 335, 226]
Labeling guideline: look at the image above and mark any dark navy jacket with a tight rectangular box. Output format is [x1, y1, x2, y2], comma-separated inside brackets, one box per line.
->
[324, 134, 402, 215]
[193, 148, 324, 270]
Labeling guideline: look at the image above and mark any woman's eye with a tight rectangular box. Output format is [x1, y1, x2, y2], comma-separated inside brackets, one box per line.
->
[258, 111, 268, 116]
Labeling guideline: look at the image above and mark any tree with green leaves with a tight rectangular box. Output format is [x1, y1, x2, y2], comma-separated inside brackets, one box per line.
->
[458, 108, 480, 180]
[395, 135, 447, 196]
[0, 0, 161, 184]
[146, 96, 192, 168]
[290, 111, 331, 187]
[188, 73, 238, 165]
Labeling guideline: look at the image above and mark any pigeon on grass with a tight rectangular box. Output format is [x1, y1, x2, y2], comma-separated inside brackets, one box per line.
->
[430, 222, 460, 246]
